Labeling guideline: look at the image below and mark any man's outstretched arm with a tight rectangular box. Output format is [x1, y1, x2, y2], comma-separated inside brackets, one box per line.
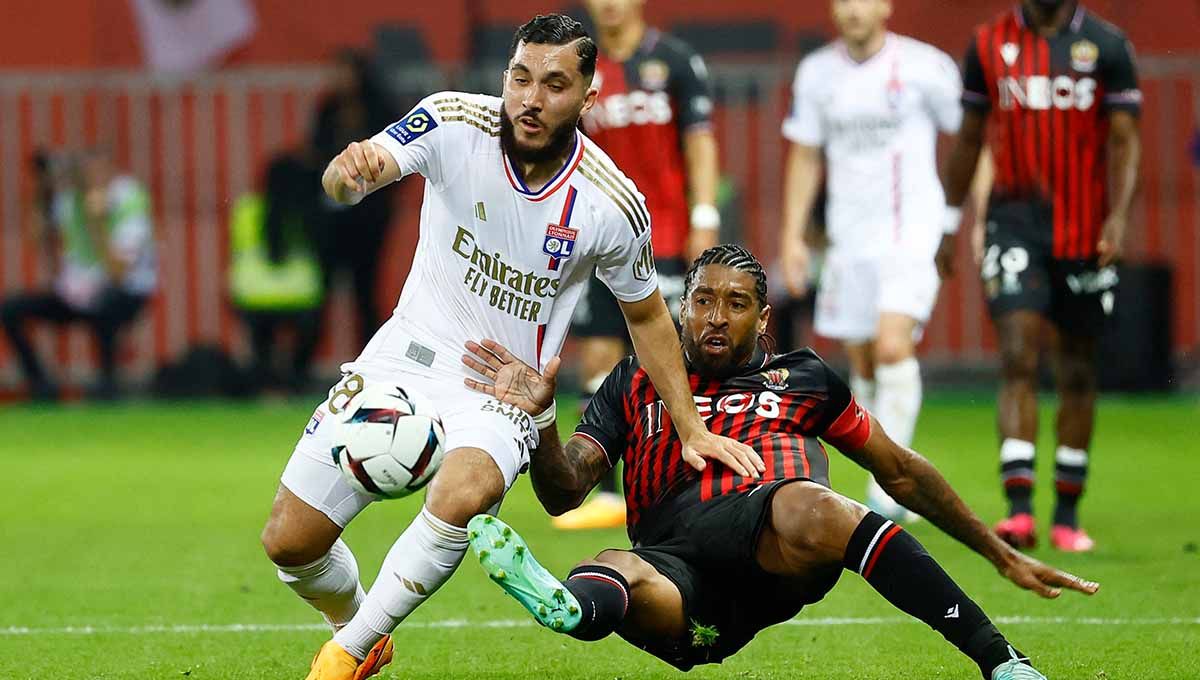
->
[841, 419, 1099, 598]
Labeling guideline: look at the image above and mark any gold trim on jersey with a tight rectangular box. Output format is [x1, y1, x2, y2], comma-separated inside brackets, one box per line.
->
[433, 97, 501, 121]
[438, 115, 500, 137]
[579, 156, 648, 235]
[582, 150, 650, 228]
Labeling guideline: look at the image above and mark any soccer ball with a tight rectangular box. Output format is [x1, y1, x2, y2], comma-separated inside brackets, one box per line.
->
[330, 382, 446, 499]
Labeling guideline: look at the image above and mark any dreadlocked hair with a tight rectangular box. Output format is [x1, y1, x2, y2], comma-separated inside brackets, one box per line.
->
[682, 244, 776, 354]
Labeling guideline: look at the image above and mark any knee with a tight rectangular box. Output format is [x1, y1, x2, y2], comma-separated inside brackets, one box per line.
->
[584, 550, 649, 586]
[1057, 358, 1096, 396]
[874, 335, 913, 366]
[771, 483, 865, 563]
[998, 338, 1038, 383]
[424, 453, 506, 527]
[261, 520, 327, 567]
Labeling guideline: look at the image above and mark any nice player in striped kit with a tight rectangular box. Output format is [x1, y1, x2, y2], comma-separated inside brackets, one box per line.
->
[938, 0, 1141, 552]
[459, 245, 1097, 679]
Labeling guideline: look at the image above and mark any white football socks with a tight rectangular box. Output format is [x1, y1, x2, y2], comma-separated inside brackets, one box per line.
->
[874, 357, 922, 448]
[849, 373, 877, 414]
[276, 538, 366, 633]
[334, 507, 469, 659]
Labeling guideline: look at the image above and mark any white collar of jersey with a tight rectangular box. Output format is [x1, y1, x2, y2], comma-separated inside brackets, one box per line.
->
[836, 31, 895, 67]
[502, 130, 585, 202]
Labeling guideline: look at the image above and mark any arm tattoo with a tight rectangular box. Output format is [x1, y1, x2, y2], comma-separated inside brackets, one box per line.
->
[528, 426, 612, 515]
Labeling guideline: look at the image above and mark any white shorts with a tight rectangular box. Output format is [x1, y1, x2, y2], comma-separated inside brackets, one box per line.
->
[280, 369, 538, 528]
[814, 251, 940, 342]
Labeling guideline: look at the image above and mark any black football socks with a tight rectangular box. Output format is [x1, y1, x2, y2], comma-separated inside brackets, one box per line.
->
[843, 511, 1024, 679]
[562, 564, 630, 641]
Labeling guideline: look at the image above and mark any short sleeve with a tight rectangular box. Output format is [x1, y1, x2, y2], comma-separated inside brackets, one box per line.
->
[781, 57, 825, 145]
[671, 47, 714, 131]
[961, 39, 991, 112]
[790, 354, 872, 451]
[594, 192, 659, 303]
[368, 95, 447, 186]
[925, 47, 964, 133]
[1101, 37, 1142, 115]
[574, 357, 635, 466]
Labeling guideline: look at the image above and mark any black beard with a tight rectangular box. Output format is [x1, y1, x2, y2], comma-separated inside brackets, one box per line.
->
[499, 108, 579, 166]
[681, 335, 757, 380]
[1032, 0, 1068, 10]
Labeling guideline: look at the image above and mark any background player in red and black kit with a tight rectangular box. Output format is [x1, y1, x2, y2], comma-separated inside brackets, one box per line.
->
[560, 0, 722, 529]
[938, 0, 1141, 552]
[460, 245, 1097, 679]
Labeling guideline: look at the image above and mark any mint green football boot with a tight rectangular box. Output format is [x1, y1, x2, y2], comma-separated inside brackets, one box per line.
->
[467, 514, 583, 633]
[991, 647, 1048, 680]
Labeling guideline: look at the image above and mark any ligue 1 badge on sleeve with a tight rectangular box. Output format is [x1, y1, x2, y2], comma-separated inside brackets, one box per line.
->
[543, 223, 579, 271]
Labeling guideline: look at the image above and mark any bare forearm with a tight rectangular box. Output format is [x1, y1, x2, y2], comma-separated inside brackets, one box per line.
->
[626, 298, 705, 440]
[781, 145, 821, 244]
[970, 146, 994, 221]
[683, 130, 719, 207]
[529, 427, 608, 515]
[881, 450, 1010, 565]
[1108, 132, 1140, 220]
[944, 137, 984, 209]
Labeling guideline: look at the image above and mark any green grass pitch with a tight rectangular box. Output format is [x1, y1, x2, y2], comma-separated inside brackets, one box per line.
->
[1, 394, 1197, 679]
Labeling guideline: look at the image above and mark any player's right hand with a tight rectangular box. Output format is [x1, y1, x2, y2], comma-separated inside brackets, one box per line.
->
[680, 429, 765, 480]
[324, 140, 385, 205]
[780, 239, 811, 298]
[934, 233, 957, 280]
[996, 548, 1100, 599]
[461, 339, 559, 419]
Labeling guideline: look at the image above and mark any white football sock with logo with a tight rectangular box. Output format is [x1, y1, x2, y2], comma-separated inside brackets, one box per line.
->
[276, 538, 365, 633]
[334, 507, 468, 659]
[874, 357, 922, 448]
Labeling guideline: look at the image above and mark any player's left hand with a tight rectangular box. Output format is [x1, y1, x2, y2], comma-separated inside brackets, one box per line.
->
[686, 228, 719, 264]
[461, 339, 558, 417]
[934, 233, 957, 280]
[680, 429, 765, 479]
[996, 548, 1100, 599]
[1097, 214, 1127, 267]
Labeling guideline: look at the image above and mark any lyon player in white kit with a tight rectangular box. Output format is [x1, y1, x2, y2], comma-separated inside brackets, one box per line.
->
[258, 15, 762, 680]
[779, 0, 963, 521]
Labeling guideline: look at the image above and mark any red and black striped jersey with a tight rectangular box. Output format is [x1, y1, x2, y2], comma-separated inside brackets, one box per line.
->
[573, 348, 871, 543]
[962, 4, 1141, 259]
[582, 29, 714, 259]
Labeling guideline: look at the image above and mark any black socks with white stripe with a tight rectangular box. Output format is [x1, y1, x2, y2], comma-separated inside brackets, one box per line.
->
[562, 564, 630, 641]
[843, 511, 1021, 679]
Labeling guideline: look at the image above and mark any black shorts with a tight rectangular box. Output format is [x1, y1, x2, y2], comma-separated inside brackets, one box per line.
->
[982, 199, 1118, 335]
[572, 258, 686, 338]
[628, 478, 838, 671]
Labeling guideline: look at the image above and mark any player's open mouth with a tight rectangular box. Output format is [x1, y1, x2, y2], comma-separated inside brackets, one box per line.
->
[518, 117, 543, 133]
[701, 335, 729, 354]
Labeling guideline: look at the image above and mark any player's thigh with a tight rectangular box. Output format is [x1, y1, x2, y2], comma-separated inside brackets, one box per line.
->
[425, 396, 538, 526]
[591, 549, 688, 641]
[875, 253, 939, 361]
[266, 391, 376, 564]
[981, 204, 1053, 324]
[814, 253, 879, 343]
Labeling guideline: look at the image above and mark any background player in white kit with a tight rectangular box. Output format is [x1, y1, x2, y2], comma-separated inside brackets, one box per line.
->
[256, 15, 762, 680]
[778, 0, 963, 520]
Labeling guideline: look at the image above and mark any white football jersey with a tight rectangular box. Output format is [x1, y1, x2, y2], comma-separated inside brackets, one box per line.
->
[783, 33, 962, 258]
[345, 92, 658, 382]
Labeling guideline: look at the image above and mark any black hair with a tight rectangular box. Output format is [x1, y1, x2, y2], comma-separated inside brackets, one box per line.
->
[683, 244, 775, 354]
[683, 244, 769, 308]
[508, 14, 598, 81]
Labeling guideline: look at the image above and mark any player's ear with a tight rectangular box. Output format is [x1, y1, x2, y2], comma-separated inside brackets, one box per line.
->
[757, 304, 771, 336]
[581, 84, 599, 116]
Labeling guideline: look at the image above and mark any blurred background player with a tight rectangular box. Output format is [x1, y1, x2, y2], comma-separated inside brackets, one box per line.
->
[1, 148, 156, 401]
[939, 0, 1142, 552]
[558, 0, 721, 530]
[778, 0, 964, 521]
[311, 49, 398, 348]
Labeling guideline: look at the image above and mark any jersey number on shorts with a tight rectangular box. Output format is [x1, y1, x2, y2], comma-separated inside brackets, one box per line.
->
[327, 374, 365, 415]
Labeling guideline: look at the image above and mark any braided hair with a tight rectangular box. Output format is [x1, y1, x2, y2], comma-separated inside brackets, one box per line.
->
[681, 244, 775, 353]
